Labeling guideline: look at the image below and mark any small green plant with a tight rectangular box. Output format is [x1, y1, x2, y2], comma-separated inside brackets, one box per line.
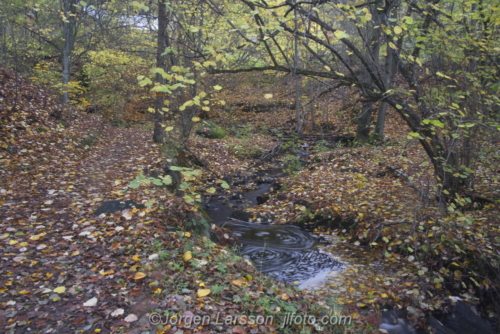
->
[227, 142, 263, 159]
[196, 121, 226, 139]
[231, 124, 252, 138]
[283, 154, 302, 172]
[315, 139, 331, 153]
[217, 262, 227, 273]
[129, 173, 172, 188]
[210, 284, 225, 295]
[185, 216, 210, 237]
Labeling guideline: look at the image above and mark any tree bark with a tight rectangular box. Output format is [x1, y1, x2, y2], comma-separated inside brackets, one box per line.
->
[356, 102, 374, 143]
[61, 0, 77, 104]
[293, 2, 302, 135]
[153, 0, 168, 143]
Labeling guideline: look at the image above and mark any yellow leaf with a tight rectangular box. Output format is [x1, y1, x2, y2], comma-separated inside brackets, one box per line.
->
[133, 272, 146, 280]
[197, 289, 211, 297]
[100, 270, 115, 276]
[165, 126, 174, 132]
[192, 117, 201, 122]
[394, 26, 402, 34]
[381, 293, 388, 298]
[18, 290, 30, 294]
[9, 240, 18, 245]
[334, 30, 349, 39]
[183, 251, 192, 261]
[231, 279, 247, 287]
[53, 286, 66, 294]
[132, 255, 141, 262]
[184, 232, 191, 238]
[264, 94, 273, 99]
[72, 250, 80, 256]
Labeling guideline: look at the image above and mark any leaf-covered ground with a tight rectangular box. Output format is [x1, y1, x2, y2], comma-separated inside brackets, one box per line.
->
[188, 75, 500, 331]
[2, 67, 500, 333]
[0, 68, 356, 334]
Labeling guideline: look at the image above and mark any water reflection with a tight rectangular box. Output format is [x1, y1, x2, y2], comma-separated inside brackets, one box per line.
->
[220, 220, 344, 288]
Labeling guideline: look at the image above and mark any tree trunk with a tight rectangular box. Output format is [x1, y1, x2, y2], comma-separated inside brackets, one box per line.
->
[153, 0, 168, 143]
[293, 4, 302, 135]
[61, 0, 77, 104]
[356, 102, 373, 143]
[375, 9, 401, 139]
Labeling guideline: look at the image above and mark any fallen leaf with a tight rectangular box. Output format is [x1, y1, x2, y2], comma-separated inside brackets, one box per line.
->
[133, 272, 146, 280]
[183, 251, 192, 261]
[231, 279, 247, 287]
[111, 308, 124, 317]
[83, 297, 98, 307]
[124, 314, 138, 322]
[53, 286, 66, 294]
[197, 289, 211, 297]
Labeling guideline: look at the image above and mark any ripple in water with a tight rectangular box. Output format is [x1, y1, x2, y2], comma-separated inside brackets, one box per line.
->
[220, 221, 344, 288]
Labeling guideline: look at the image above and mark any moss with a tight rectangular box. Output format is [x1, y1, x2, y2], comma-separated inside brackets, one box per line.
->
[196, 121, 226, 139]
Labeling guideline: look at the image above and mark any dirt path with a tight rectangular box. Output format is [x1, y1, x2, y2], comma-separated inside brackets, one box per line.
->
[1, 123, 166, 333]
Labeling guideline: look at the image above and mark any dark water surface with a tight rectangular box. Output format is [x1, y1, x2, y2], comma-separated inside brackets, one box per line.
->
[205, 174, 343, 289]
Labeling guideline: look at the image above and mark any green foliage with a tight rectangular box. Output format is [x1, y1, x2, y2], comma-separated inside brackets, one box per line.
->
[227, 142, 263, 159]
[282, 154, 302, 172]
[185, 216, 210, 237]
[281, 133, 300, 152]
[30, 62, 88, 105]
[196, 121, 226, 139]
[129, 173, 173, 189]
[84, 50, 150, 119]
[314, 139, 331, 153]
[209, 284, 225, 295]
[230, 124, 253, 138]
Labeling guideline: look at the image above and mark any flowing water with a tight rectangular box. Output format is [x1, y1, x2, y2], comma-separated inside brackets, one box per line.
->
[205, 173, 344, 289]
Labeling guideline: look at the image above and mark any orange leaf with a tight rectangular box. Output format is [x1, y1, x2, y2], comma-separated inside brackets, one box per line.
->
[133, 272, 146, 280]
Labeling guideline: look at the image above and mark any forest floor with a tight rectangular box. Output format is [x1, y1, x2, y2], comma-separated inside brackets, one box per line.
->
[1, 68, 500, 334]
[0, 68, 356, 334]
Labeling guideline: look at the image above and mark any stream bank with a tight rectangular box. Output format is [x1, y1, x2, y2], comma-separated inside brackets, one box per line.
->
[195, 144, 498, 334]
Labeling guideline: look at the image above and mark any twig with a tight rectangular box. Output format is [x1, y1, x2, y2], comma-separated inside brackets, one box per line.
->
[256, 142, 286, 164]
[227, 217, 252, 224]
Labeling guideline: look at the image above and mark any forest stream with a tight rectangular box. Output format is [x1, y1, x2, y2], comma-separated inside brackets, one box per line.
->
[204, 167, 345, 290]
